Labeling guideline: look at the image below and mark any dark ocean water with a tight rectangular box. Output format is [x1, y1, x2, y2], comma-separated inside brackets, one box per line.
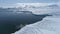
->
[0, 11, 50, 34]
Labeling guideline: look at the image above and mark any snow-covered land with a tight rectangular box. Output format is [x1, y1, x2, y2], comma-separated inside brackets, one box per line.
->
[11, 3, 60, 34]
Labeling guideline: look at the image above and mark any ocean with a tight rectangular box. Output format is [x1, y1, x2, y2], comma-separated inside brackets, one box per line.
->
[0, 11, 49, 34]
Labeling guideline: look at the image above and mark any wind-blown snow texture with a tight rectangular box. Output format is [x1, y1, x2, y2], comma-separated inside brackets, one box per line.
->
[12, 3, 60, 34]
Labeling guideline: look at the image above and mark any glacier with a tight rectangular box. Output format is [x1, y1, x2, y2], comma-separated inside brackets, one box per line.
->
[11, 3, 60, 34]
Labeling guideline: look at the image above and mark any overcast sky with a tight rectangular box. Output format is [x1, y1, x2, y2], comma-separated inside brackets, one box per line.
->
[0, 0, 60, 7]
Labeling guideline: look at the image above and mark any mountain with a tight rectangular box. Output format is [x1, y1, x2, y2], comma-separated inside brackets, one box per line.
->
[46, 4, 59, 8]
[0, 3, 60, 15]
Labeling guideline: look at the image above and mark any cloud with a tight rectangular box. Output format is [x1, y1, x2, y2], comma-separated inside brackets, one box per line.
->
[14, 3, 56, 7]
[0, 1, 60, 8]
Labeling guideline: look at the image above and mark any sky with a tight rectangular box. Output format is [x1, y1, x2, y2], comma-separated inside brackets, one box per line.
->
[0, 0, 60, 7]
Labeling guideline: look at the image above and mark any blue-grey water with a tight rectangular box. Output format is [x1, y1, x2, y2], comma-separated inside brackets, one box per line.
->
[0, 11, 50, 34]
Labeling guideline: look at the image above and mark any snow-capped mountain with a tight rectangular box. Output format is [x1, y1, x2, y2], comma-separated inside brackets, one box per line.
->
[0, 3, 60, 15]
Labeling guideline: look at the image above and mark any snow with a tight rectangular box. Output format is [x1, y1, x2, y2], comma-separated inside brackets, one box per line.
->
[14, 3, 60, 15]
[12, 26, 57, 34]
[15, 6, 60, 15]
